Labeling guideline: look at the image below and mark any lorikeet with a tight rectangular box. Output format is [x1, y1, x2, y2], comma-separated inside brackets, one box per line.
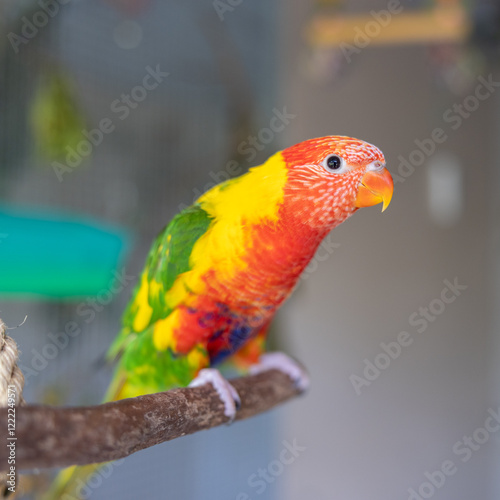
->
[46, 135, 393, 499]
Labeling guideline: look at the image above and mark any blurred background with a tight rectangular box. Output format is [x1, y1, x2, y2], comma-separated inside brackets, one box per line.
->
[1, 0, 500, 498]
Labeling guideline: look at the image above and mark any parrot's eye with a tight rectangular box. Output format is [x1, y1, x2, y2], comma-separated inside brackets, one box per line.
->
[322, 155, 345, 173]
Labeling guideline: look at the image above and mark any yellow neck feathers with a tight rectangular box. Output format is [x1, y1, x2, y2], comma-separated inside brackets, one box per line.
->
[198, 151, 288, 225]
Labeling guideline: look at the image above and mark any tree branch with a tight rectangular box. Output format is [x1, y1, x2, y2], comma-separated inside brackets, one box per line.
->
[0, 370, 302, 470]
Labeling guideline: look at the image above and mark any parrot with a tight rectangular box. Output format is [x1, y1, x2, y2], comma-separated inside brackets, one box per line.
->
[45, 135, 393, 499]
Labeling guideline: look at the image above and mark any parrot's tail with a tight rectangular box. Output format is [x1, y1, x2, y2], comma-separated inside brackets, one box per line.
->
[42, 370, 128, 500]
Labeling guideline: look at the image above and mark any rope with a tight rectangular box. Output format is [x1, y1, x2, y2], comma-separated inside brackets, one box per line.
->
[0, 319, 24, 406]
[0, 317, 25, 498]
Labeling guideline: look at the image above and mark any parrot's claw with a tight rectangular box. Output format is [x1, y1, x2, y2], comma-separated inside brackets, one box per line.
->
[188, 368, 241, 421]
[249, 352, 310, 393]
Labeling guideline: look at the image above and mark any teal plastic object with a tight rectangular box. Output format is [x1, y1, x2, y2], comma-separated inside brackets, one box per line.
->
[0, 205, 130, 300]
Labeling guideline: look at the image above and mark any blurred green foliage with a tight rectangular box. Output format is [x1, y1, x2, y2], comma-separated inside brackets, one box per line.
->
[30, 69, 87, 163]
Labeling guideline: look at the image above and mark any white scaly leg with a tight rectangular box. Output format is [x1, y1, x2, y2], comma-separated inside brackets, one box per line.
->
[249, 352, 310, 392]
[188, 368, 241, 421]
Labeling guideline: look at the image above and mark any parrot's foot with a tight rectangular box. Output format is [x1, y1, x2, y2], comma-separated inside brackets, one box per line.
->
[249, 352, 310, 393]
[188, 368, 241, 421]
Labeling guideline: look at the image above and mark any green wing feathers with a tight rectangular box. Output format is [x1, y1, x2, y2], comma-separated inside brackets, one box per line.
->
[103, 205, 213, 400]
[108, 205, 212, 360]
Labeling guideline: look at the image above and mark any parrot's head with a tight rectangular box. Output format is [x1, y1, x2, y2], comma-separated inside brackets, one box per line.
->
[281, 135, 393, 230]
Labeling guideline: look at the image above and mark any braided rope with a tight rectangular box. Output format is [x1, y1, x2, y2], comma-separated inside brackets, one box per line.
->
[0, 319, 24, 406]
[0, 318, 25, 497]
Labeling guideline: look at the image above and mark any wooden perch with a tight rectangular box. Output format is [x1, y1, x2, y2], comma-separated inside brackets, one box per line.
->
[305, 5, 470, 48]
[0, 370, 302, 470]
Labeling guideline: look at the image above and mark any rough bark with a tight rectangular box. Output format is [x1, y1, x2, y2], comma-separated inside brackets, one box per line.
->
[0, 370, 302, 470]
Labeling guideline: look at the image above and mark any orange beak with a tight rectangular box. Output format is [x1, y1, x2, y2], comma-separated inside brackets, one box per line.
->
[355, 168, 394, 212]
